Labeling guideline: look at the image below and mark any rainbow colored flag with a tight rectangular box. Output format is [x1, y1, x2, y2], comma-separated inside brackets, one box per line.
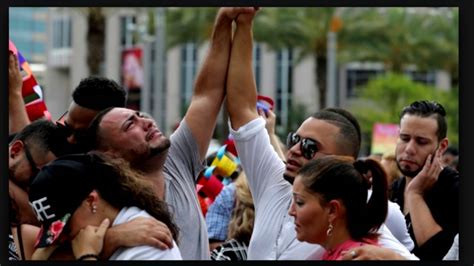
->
[9, 39, 51, 121]
[371, 123, 399, 155]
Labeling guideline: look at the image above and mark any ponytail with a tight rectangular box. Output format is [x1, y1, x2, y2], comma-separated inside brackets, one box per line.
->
[354, 159, 388, 236]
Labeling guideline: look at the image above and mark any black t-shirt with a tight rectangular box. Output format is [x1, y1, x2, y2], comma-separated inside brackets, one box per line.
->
[391, 167, 459, 260]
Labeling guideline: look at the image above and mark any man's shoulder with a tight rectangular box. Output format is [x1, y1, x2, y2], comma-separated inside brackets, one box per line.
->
[439, 167, 459, 180]
[434, 167, 459, 192]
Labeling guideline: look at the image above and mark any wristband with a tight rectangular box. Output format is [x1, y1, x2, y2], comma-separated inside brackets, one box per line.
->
[77, 254, 100, 261]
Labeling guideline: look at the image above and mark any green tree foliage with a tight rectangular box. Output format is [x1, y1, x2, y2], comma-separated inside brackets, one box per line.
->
[166, 8, 217, 49]
[253, 8, 335, 109]
[79, 7, 105, 75]
[278, 102, 308, 139]
[349, 73, 458, 154]
[338, 8, 458, 86]
[164, 7, 457, 110]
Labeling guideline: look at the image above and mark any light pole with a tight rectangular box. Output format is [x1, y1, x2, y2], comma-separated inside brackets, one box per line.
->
[326, 9, 343, 108]
[152, 7, 166, 132]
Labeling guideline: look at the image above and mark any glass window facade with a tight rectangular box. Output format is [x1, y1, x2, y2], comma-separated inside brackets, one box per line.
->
[9, 8, 47, 63]
[275, 48, 293, 130]
[51, 16, 72, 49]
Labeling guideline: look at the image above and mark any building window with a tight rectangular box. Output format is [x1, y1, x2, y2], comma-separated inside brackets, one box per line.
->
[180, 42, 197, 116]
[406, 70, 436, 86]
[120, 16, 138, 48]
[275, 48, 293, 131]
[52, 16, 72, 49]
[346, 68, 383, 97]
[345, 65, 437, 98]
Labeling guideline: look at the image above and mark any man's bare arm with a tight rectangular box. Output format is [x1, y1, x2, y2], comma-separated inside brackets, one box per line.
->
[226, 8, 260, 131]
[405, 150, 444, 246]
[9, 52, 30, 134]
[184, 8, 254, 160]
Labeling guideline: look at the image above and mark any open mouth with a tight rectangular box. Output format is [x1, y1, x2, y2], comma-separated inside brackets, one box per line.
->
[286, 159, 301, 171]
[146, 129, 161, 141]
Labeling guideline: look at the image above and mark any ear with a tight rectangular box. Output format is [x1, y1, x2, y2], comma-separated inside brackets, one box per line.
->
[85, 190, 100, 206]
[327, 199, 344, 222]
[10, 140, 24, 159]
[438, 138, 449, 156]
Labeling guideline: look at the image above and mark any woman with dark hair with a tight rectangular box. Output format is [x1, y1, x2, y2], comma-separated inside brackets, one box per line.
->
[28, 152, 181, 260]
[288, 155, 388, 260]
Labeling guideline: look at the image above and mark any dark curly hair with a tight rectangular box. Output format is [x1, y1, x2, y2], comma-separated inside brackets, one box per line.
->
[73, 76, 127, 111]
[400, 100, 447, 140]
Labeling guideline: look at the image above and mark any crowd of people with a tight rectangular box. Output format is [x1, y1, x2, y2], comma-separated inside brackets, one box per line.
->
[8, 7, 459, 261]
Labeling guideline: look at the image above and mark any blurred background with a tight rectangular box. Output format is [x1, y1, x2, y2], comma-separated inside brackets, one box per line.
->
[9, 7, 458, 156]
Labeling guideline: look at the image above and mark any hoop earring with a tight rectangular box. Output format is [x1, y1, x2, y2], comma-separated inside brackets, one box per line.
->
[326, 222, 333, 236]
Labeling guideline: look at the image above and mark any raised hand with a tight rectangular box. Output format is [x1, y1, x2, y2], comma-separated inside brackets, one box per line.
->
[259, 108, 277, 135]
[235, 7, 259, 24]
[406, 148, 443, 196]
[217, 7, 258, 22]
[9, 51, 23, 96]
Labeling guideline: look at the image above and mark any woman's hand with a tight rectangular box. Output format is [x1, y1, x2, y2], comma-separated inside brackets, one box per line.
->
[72, 218, 110, 260]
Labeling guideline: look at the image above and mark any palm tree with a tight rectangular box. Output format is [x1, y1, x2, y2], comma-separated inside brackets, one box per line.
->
[84, 7, 105, 75]
[338, 8, 458, 80]
[253, 8, 336, 109]
[166, 8, 217, 49]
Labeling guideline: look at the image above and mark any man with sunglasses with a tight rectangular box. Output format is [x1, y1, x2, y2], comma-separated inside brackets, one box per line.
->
[225, 9, 416, 260]
[389, 100, 458, 260]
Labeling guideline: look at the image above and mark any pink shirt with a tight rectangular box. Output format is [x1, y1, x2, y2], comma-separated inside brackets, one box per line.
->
[322, 238, 378, 260]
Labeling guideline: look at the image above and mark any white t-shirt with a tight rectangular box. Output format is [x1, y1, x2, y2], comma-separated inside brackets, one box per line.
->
[230, 117, 418, 260]
[386, 200, 415, 251]
[109, 207, 182, 260]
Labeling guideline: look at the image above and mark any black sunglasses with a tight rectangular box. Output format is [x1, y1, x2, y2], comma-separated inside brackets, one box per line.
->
[23, 143, 40, 183]
[286, 132, 321, 160]
[56, 110, 74, 137]
[55, 110, 88, 140]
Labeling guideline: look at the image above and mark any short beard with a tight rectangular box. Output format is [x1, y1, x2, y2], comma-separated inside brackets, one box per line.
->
[149, 139, 171, 157]
[283, 174, 295, 185]
[9, 167, 28, 189]
[129, 139, 171, 168]
[396, 160, 421, 178]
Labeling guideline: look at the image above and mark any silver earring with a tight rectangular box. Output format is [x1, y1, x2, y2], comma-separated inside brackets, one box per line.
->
[326, 222, 333, 236]
[92, 205, 97, 214]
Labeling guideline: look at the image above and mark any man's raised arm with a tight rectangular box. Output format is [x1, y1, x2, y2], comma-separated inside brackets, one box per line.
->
[184, 7, 255, 160]
[226, 8, 260, 131]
